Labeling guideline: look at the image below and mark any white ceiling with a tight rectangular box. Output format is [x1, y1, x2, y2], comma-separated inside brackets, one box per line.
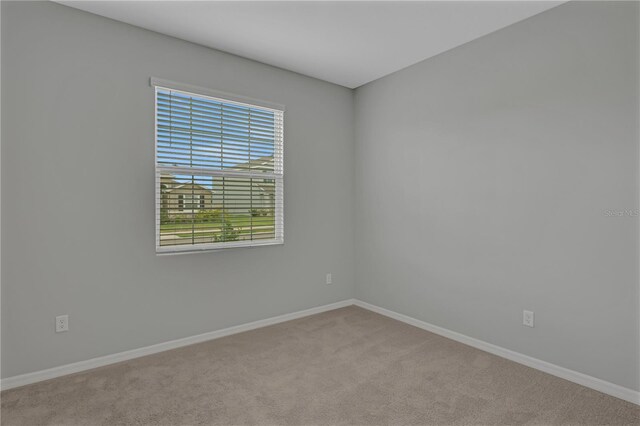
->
[56, 1, 565, 88]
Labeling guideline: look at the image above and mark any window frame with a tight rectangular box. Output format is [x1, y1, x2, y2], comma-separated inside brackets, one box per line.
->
[152, 78, 285, 254]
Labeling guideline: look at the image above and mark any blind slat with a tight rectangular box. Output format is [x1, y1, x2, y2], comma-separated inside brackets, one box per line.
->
[155, 86, 284, 252]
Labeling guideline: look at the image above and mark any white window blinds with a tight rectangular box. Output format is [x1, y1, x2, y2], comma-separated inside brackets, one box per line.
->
[153, 79, 284, 253]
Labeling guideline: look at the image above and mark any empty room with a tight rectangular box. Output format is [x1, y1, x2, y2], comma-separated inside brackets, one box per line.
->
[1, 0, 639, 425]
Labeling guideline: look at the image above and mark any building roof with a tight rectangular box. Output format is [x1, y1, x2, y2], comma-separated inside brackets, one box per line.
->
[164, 183, 213, 193]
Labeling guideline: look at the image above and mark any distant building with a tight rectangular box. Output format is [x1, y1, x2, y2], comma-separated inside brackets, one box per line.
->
[160, 180, 215, 216]
[160, 155, 275, 217]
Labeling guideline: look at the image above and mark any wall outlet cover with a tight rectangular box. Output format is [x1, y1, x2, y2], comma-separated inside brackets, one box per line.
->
[523, 310, 534, 328]
[56, 315, 69, 333]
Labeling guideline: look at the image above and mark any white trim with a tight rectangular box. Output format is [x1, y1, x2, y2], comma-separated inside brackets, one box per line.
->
[3, 298, 638, 407]
[154, 84, 160, 251]
[150, 77, 285, 112]
[353, 300, 640, 406]
[0, 299, 355, 391]
[156, 238, 284, 255]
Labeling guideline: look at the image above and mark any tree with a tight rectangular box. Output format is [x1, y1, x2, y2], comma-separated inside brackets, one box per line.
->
[214, 219, 239, 242]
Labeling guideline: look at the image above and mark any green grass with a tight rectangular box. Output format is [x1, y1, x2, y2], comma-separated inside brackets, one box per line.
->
[174, 229, 275, 239]
[160, 214, 274, 233]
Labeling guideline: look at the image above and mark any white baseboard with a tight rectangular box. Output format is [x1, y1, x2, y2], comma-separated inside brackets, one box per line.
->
[353, 299, 640, 406]
[1, 299, 356, 391]
[3, 297, 638, 407]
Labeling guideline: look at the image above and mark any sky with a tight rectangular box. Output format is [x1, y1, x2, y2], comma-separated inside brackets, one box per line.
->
[156, 89, 276, 175]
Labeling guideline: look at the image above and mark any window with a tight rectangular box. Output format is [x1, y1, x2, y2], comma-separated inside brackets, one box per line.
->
[177, 193, 205, 211]
[153, 78, 284, 253]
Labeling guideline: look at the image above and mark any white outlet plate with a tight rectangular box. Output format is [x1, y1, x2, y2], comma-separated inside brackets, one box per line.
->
[56, 315, 69, 333]
[326, 273, 332, 285]
[523, 310, 534, 328]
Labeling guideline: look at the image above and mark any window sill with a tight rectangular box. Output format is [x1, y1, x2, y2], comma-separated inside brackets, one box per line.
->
[156, 238, 284, 255]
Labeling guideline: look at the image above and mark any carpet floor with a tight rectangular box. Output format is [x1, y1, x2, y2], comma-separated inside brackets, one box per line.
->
[1, 306, 639, 425]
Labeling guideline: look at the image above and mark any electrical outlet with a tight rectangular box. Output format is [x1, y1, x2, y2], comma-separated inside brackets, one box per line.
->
[56, 315, 69, 333]
[326, 273, 332, 285]
[522, 310, 534, 328]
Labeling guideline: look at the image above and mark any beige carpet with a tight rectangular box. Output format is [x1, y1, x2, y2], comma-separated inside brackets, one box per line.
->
[1, 306, 638, 425]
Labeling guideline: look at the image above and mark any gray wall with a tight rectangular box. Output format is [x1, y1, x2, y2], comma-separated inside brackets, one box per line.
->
[2, 0, 639, 393]
[1, 1, 355, 378]
[354, 1, 639, 391]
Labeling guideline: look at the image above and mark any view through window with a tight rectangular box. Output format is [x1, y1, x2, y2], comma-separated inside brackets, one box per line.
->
[154, 81, 284, 253]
